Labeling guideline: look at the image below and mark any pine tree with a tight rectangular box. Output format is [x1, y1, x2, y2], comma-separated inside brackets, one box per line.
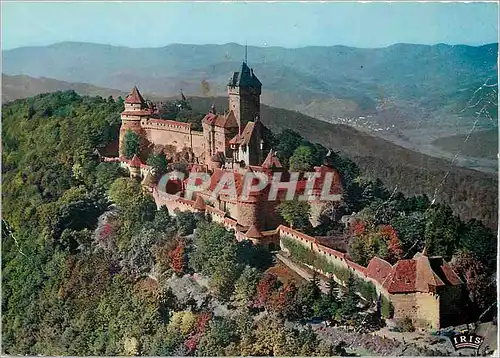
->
[339, 274, 359, 319]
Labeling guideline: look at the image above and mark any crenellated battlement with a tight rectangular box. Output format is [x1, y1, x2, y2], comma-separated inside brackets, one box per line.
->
[141, 118, 192, 133]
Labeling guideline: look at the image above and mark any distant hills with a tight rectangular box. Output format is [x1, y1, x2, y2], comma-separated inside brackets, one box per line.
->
[3, 41, 498, 170]
[2, 74, 128, 103]
[432, 128, 498, 160]
[3, 41, 497, 125]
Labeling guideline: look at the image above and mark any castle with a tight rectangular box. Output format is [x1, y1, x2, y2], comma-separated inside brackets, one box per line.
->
[113, 61, 343, 239]
[103, 62, 464, 331]
[118, 62, 267, 171]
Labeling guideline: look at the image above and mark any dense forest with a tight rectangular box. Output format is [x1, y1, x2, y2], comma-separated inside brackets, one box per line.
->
[2, 91, 497, 355]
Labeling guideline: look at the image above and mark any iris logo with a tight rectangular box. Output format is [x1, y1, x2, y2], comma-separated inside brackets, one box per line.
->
[451, 333, 484, 351]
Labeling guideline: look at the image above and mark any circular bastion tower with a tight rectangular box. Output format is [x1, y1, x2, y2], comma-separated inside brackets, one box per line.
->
[118, 86, 152, 157]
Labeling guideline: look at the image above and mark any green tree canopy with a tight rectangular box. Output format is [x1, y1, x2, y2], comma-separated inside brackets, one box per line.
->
[424, 204, 460, 260]
[122, 130, 140, 159]
[289, 145, 315, 172]
[277, 200, 311, 230]
[147, 152, 168, 179]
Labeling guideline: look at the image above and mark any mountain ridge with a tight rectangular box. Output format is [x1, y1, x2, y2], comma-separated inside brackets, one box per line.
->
[4, 41, 496, 129]
[5, 41, 497, 51]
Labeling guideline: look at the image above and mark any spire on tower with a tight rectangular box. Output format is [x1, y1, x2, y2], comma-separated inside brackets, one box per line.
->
[245, 42, 248, 64]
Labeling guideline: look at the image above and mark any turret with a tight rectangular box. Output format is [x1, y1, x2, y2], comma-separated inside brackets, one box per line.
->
[119, 86, 150, 157]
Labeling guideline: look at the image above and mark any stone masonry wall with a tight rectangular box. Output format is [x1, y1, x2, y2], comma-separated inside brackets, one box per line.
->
[278, 225, 441, 330]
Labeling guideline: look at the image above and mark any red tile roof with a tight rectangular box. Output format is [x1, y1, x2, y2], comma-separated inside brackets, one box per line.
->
[229, 133, 241, 145]
[313, 165, 343, 195]
[205, 169, 261, 199]
[366, 257, 393, 284]
[415, 254, 445, 291]
[439, 263, 463, 286]
[277, 227, 461, 295]
[382, 260, 417, 293]
[428, 256, 463, 286]
[295, 165, 343, 198]
[125, 86, 146, 105]
[193, 195, 206, 210]
[202, 111, 238, 128]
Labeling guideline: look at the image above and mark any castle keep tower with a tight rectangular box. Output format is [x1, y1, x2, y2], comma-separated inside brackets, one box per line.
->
[227, 62, 262, 130]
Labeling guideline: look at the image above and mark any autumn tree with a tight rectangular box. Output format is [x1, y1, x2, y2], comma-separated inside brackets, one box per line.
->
[254, 273, 280, 310]
[380, 225, 403, 262]
[184, 312, 212, 355]
[271, 281, 300, 319]
[349, 224, 403, 265]
[168, 241, 187, 275]
[451, 250, 496, 316]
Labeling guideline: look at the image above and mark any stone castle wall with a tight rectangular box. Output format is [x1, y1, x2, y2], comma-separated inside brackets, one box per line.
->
[277, 225, 441, 330]
[139, 118, 206, 160]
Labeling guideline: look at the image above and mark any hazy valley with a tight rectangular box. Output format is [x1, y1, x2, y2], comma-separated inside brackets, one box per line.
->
[2, 42, 498, 172]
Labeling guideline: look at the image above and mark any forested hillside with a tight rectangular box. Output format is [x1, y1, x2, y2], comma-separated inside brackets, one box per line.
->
[1, 74, 128, 103]
[2, 92, 496, 355]
[1, 92, 345, 355]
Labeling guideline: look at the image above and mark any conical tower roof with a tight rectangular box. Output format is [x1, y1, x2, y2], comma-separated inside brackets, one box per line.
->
[130, 154, 142, 167]
[193, 195, 206, 211]
[125, 86, 146, 105]
[246, 224, 262, 238]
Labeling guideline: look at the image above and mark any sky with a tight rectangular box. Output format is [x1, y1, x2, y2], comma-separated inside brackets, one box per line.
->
[1, 2, 498, 50]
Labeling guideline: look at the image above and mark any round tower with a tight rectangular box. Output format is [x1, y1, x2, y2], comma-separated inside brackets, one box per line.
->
[119, 86, 150, 157]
